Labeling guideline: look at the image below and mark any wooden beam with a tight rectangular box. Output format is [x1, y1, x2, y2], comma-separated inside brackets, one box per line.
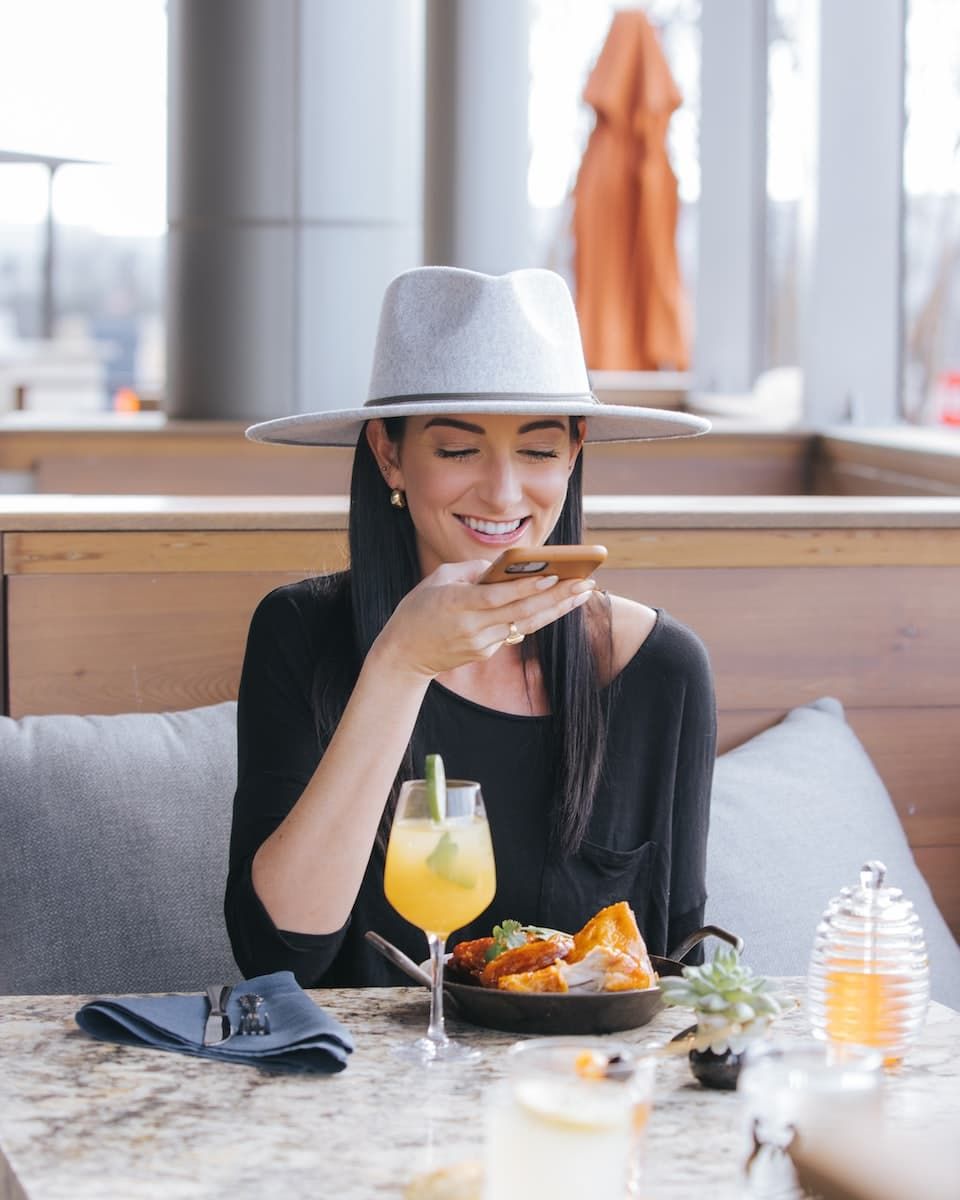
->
[4, 531, 349, 575]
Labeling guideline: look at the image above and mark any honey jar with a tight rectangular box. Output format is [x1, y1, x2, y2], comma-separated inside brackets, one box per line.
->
[807, 860, 929, 1065]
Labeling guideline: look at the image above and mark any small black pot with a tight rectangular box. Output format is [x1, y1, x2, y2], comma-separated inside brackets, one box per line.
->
[688, 1044, 744, 1090]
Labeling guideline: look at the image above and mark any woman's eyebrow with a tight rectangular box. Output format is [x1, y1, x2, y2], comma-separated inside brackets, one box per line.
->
[518, 420, 566, 434]
[423, 417, 485, 434]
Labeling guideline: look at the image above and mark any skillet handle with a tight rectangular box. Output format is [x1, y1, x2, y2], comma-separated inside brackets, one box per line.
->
[667, 925, 744, 963]
[364, 930, 433, 988]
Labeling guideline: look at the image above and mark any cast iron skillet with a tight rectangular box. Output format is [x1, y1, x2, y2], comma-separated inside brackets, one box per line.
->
[365, 925, 743, 1035]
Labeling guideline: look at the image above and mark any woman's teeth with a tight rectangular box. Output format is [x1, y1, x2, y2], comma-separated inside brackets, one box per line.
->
[460, 516, 524, 535]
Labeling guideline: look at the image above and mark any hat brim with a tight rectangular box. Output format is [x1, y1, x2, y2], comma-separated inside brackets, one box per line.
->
[246, 398, 710, 446]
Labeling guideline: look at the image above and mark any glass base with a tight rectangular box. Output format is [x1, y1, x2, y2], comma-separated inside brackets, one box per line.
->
[391, 1036, 482, 1065]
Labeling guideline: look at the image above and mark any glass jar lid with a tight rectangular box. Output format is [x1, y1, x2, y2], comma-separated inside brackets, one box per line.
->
[824, 860, 921, 930]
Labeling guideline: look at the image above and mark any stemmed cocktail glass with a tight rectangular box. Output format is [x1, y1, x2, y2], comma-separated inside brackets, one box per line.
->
[383, 765, 496, 1064]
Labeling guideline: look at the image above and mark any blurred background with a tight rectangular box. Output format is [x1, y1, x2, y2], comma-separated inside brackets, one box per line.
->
[0, 0, 957, 429]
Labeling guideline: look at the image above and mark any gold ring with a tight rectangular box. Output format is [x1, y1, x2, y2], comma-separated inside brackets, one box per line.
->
[504, 622, 525, 645]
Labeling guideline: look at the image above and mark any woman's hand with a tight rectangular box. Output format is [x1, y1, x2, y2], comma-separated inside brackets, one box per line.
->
[370, 559, 596, 679]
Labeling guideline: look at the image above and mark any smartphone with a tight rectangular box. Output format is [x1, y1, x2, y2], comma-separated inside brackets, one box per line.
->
[479, 544, 608, 584]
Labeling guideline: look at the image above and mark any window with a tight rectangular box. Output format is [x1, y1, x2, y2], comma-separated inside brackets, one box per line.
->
[0, 0, 166, 412]
[528, 0, 701, 330]
[903, 0, 960, 425]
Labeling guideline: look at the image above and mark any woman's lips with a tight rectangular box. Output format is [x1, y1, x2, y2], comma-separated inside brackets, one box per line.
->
[456, 514, 530, 544]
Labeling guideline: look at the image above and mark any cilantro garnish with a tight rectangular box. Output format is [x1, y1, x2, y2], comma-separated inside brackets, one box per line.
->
[483, 919, 527, 962]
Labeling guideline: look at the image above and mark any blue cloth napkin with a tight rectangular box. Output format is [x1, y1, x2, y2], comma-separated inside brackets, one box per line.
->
[75, 971, 354, 1072]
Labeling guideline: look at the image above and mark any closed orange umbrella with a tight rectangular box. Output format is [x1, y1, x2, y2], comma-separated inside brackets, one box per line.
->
[573, 10, 690, 371]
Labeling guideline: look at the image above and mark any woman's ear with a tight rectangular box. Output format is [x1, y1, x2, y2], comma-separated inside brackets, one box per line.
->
[365, 420, 403, 487]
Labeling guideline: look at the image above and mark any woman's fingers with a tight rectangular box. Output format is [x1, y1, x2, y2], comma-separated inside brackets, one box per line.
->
[480, 577, 597, 646]
[380, 561, 599, 674]
[509, 581, 596, 639]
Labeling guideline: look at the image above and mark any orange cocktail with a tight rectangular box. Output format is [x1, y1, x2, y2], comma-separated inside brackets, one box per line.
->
[384, 814, 496, 937]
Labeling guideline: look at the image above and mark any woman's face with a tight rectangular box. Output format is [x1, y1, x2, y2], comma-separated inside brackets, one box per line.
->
[367, 413, 585, 575]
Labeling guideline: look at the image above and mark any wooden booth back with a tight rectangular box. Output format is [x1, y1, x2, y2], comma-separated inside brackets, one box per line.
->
[2, 494, 958, 939]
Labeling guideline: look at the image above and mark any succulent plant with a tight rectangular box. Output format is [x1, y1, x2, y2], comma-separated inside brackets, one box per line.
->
[659, 945, 784, 1054]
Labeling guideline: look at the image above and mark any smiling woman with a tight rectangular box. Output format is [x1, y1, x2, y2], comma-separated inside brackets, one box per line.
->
[366, 413, 583, 573]
[225, 266, 716, 991]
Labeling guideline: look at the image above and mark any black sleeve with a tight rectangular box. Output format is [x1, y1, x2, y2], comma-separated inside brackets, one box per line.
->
[224, 583, 351, 985]
[666, 627, 716, 964]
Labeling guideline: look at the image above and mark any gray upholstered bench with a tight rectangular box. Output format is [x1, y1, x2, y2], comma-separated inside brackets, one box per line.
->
[2, 697, 958, 1007]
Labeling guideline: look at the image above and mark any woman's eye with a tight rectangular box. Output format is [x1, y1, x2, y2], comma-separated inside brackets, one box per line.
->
[435, 447, 477, 459]
[521, 448, 560, 460]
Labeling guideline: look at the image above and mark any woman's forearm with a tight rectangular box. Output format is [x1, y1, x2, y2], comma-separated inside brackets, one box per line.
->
[250, 644, 431, 934]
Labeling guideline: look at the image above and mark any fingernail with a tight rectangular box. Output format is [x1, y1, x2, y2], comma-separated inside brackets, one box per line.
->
[572, 578, 597, 593]
[535, 574, 559, 590]
[573, 591, 592, 606]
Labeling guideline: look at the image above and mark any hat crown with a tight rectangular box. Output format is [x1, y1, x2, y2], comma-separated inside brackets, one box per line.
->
[367, 267, 592, 402]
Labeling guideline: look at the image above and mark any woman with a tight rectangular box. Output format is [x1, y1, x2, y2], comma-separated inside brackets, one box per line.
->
[226, 265, 715, 987]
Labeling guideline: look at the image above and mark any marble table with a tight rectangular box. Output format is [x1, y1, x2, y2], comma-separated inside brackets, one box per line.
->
[1, 979, 958, 1200]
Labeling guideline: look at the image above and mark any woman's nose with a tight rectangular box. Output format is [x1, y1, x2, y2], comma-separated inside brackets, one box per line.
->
[477, 455, 523, 510]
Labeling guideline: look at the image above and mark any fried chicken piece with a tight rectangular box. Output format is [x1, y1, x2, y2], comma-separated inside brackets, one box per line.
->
[449, 936, 495, 982]
[560, 946, 655, 992]
[566, 901, 654, 977]
[497, 963, 569, 993]
[480, 939, 568, 988]
[532, 929, 575, 957]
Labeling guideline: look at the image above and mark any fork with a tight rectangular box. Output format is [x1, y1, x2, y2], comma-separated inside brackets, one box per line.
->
[237, 992, 271, 1036]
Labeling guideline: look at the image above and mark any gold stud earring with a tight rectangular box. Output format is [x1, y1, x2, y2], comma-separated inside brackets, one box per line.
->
[390, 488, 406, 509]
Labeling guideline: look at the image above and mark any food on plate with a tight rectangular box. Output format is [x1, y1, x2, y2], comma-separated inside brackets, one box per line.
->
[448, 901, 656, 994]
[567, 899, 652, 969]
[480, 938, 568, 988]
[497, 963, 568, 993]
[562, 946, 653, 992]
[449, 936, 495, 981]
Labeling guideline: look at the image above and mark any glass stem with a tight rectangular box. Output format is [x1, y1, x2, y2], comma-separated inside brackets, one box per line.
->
[425, 933, 449, 1049]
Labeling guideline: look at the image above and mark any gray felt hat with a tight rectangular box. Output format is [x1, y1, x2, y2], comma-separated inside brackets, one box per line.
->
[246, 266, 710, 446]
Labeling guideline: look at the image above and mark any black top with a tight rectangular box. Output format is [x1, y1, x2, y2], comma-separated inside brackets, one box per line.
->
[225, 578, 716, 987]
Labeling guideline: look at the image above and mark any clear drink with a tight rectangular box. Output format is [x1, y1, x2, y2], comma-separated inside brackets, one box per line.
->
[738, 1041, 882, 1200]
[484, 1039, 654, 1200]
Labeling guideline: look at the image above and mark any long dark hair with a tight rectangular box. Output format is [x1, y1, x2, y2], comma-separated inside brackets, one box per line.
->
[312, 416, 610, 857]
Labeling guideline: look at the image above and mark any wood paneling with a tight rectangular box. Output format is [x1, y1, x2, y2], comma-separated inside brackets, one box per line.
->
[581, 433, 812, 495]
[596, 527, 960, 567]
[0, 535, 5, 714]
[9, 527, 960, 574]
[815, 433, 960, 497]
[6, 423, 960, 498]
[5, 531, 349, 574]
[3, 426, 815, 497]
[6, 572, 307, 716]
[601, 565, 960, 710]
[913, 847, 960, 941]
[14, 568, 960, 716]
[34, 452, 355, 496]
[2, 498, 958, 937]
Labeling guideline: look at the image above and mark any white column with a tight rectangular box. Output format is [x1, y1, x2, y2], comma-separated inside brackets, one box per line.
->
[803, 0, 905, 425]
[695, 0, 768, 394]
[166, 0, 423, 420]
[424, 0, 531, 274]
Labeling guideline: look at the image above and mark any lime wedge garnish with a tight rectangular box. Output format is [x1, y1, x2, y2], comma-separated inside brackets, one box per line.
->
[425, 753, 446, 822]
[426, 831, 477, 889]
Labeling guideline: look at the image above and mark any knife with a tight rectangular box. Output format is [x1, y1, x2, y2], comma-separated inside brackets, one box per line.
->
[203, 984, 233, 1046]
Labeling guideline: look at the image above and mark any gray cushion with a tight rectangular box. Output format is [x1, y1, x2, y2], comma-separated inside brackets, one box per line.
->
[707, 697, 960, 1009]
[0, 703, 238, 995]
